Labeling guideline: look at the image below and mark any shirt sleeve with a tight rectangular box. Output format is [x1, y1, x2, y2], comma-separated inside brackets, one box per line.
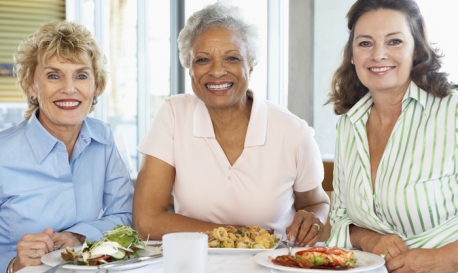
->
[0, 254, 15, 273]
[326, 116, 355, 248]
[137, 98, 175, 167]
[293, 124, 324, 192]
[64, 132, 133, 241]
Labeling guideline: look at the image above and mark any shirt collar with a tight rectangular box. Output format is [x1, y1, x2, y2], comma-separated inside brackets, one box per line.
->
[193, 90, 267, 147]
[347, 81, 429, 123]
[403, 81, 430, 116]
[25, 109, 109, 164]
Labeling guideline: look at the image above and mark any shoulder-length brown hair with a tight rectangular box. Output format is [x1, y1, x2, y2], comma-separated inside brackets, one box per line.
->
[327, 0, 457, 115]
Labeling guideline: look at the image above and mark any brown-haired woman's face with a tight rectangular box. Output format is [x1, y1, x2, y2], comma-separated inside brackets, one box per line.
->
[352, 9, 415, 94]
[30, 54, 96, 133]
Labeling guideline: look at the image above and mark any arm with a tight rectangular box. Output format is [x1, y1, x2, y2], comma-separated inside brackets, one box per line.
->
[132, 155, 228, 240]
[286, 186, 330, 247]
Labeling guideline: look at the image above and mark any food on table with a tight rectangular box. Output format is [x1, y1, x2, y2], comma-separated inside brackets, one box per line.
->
[61, 225, 146, 265]
[270, 246, 357, 269]
[204, 225, 278, 249]
[60, 247, 78, 261]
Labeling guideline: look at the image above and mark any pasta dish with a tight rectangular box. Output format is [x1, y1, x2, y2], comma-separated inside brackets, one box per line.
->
[205, 225, 278, 249]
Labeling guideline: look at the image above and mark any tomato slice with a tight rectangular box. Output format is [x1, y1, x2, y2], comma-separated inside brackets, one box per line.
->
[88, 255, 111, 265]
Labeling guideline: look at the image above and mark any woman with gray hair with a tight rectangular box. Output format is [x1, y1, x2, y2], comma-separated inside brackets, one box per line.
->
[133, 1, 329, 246]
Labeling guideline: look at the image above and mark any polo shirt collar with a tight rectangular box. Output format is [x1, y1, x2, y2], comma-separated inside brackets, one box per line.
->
[25, 109, 108, 164]
[193, 90, 267, 147]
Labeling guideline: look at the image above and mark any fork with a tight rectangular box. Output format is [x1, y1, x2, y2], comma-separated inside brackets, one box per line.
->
[281, 239, 294, 255]
[43, 261, 75, 273]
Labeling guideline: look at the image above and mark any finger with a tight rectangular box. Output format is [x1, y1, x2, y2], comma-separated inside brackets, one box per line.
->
[296, 221, 322, 247]
[394, 237, 409, 253]
[385, 253, 405, 272]
[287, 214, 304, 242]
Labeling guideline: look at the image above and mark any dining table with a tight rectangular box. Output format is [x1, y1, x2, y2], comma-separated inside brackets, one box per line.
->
[17, 243, 389, 273]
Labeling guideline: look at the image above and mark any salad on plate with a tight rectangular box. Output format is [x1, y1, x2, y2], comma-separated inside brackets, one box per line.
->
[61, 225, 147, 265]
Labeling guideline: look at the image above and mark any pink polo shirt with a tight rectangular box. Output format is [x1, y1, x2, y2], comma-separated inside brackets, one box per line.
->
[137, 91, 324, 236]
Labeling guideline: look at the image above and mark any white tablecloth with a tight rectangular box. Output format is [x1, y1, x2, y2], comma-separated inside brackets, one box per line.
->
[17, 250, 388, 273]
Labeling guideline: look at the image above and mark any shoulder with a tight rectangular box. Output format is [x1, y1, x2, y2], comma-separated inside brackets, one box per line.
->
[263, 99, 309, 129]
[0, 119, 27, 142]
[83, 117, 114, 143]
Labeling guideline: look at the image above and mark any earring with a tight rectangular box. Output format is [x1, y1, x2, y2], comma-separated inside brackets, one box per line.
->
[29, 96, 38, 105]
[92, 97, 98, 105]
[351, 59, 354, 64]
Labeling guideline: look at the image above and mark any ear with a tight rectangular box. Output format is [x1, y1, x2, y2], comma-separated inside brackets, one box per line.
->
[28, 83, 37, 98]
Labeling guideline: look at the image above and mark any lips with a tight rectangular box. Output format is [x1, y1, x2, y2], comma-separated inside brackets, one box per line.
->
[54, 100, 81, 109]
[205, 82, 234, 90]
[368, 66, 394, 73]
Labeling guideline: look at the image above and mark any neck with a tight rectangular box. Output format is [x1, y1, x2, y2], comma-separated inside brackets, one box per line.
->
[208, 97, 252, 134]
[369, 83, 409, 123]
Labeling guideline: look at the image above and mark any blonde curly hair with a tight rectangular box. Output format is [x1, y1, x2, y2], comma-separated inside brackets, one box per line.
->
[14, 20, 107, 119]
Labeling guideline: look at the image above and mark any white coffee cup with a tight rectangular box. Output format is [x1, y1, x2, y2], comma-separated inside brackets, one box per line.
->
[162, 232, 208, 273]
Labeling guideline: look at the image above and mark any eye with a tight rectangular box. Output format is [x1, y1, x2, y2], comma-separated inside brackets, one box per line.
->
[47, 73, 59, 79]
[77, 73, 88, 80]
[195, 58, 209, 63]
[358, 41, 371, 47]
[226, 56, 240, 62]
[389, 39, 403, 45]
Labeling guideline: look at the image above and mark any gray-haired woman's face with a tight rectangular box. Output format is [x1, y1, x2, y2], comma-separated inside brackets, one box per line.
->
[188, 27, 253, 110]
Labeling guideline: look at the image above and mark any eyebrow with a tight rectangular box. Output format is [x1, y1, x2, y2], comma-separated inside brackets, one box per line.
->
[44, 66, 92, 72]
[194, 49, 242, 55]
[354, 32, 404, 40]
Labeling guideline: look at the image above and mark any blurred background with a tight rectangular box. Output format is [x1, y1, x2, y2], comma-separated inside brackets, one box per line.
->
[0, 0, 456, 176]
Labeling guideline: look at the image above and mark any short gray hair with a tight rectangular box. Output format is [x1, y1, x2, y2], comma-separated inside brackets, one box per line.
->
[177, 1, 260, 69]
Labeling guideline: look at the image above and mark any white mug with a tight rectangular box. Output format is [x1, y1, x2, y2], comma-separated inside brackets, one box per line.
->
[162, 232, 208, 273]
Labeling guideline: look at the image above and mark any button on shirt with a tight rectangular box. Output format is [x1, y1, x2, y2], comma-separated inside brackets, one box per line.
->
[137, 91, 324, 237]
[327, 82, 458, 249]
[0, 110, 133, 271]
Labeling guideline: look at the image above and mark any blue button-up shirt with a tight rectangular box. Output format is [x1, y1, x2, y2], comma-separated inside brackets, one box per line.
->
[0, 110, 133, 271]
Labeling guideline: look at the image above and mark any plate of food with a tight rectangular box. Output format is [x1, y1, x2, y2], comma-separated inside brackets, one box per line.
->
[255, 246, 385, 272]
[204, 225, 282, 255]
[41, 225, 163, 271]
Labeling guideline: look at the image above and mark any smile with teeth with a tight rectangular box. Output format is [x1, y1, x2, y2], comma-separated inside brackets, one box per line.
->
[206, 83, 233, 90]
[369, 67, 392, 72]
[55, 101, 80, 107]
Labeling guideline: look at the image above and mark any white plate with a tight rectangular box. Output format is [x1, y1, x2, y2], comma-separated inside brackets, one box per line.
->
[41, 244, 162, 271]
[255, 247, 385, 272]
[208, 234, 282, 255]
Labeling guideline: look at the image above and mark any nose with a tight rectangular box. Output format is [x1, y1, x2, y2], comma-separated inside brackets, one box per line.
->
[210, 60, 227, 78]
[372, 44, 388, 62]
[62, 77, 76, 94]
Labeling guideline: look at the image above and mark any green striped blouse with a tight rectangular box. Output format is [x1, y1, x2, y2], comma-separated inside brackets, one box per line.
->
[327, 82, 458, 249]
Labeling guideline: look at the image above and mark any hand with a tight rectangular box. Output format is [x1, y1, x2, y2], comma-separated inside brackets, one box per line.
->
[285, 210, 324, 247]
[386, 248, 456, 273]
[362, 233, 408, 261]
[14, 227, 54, 271]
[52, 231, 85, 250]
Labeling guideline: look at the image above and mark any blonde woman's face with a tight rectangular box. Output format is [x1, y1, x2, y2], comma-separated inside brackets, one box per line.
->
[352, 9, 415, 95]
[189, 27, 253, 110]
[30, 54, 97, 134]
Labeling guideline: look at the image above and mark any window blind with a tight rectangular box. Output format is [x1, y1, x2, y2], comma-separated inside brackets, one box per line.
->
[0, 0, 65, 102]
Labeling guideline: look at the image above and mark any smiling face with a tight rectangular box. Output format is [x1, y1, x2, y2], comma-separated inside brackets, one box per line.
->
[30, 54, 97, 133]
[352, 9, 415, 95]
[189, 27, 253, 110]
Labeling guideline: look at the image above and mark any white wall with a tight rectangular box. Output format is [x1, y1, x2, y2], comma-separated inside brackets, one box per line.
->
[313, 0, 355, 157]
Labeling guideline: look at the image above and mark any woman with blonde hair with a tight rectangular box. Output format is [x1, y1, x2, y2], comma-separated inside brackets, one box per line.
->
[0, 20, 133, 272]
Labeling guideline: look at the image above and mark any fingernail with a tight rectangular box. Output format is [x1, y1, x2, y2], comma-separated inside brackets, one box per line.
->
[305, 244, 309, 247]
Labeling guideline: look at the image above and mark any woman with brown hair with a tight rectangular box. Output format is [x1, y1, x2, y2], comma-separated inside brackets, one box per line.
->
[327, 0, 458, 272]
